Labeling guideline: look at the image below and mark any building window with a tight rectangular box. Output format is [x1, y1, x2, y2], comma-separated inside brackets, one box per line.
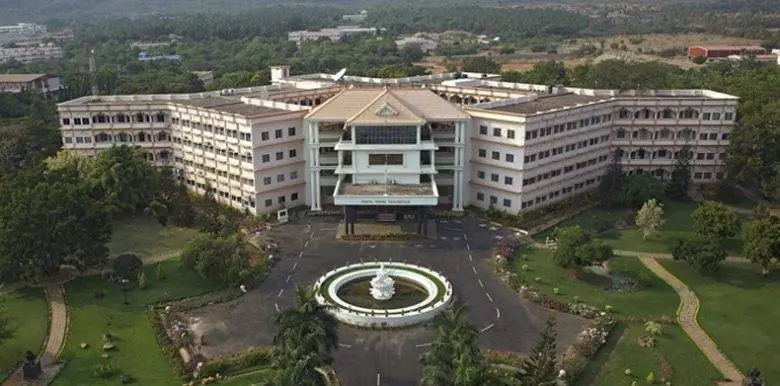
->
[479, 125, 488, 135]
[368, 154, 403, 165]
[261, 131, 269, 140]
[62, 118, 70, 125]
[265, 199, 272, 207]
[490, 196, 498, 205]
[694, 172, 703, 179]
[724, 112, 734, 121]
[275, 129, 283, 139]
[76, 137, 84, 143]
[278, 196, 286, 204]
[289, 149, 297, 158]
[506, 154, 514, 162]
[63, 137, 73, 143]
[722, 133, 730, 140]
[291, 193, 298, 201]
[709, 133, 717, 140]
[290, 171, 298, 180]
[702, 112, 711, 120]
[504, 176, 513, 185]
[476, 192, 484, 201]
[263, 177, 272, 185]
[276, 151, 284, 160]
[477, 171, 485, 179]
[503, 199, 511, 208]
[490, 173, 499, 182]
[262, 154, 270, 163]
[288, 127, 296, 136]
[491, 151, 499, 160]
[478, 149, 486, 158]
[712, 112, 721, 120]
[507, 129, 515, 139]
[355, 126, 416, 144]
[277, 174, 285, 182]
[493, 127, 501, 137]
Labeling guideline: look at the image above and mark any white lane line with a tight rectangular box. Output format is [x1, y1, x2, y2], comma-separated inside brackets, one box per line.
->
[277, 288, 284, 297]
[496, 308, 501, 319]
[453, 237, 460, 241]
[285, 275, 291, 284]
[338, 343, 352, 348]
[478, 279, 484, 288]
[466, 244, 470, 251]
[468, 254, 472, 262]
[274, 303, 280, 312]
[304, 240, 310, 248]
[298, 251, 303, 258]
[485, 293, 494, 302]
[292, 262, 298, 271]
[320, 228, 336, 231]
[480, 323, 495, 333]
[463, 234, 468, 240]
[377, 373, 381, 385]
[415, 342, 432, 348]
[472, 266, 477, 275]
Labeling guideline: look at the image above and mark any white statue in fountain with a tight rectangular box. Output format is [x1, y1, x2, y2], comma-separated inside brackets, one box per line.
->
[370, 264, 396, 300]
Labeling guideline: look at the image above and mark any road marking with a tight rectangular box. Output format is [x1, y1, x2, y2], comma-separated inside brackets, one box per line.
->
[415, 342, 432, 348]
[338, 343, 352, 348]
[429, 244, 436, 248]
[480, 323, 495, 333]
[454, 220, 461, 224]
[440, 220, 448, 224]
[453, 237, 460, 241]
[478, 279, 484, 288]
[468, 254, 472, 262]
[292, 262, 298, 271]
[479, 223, 486, 228]
[486, 293, 494, 302]
[304, 240, 310, 248]
[298, 251, 303, 258]
[496, 308, 501, 319]
[472, 266, 477, 275]
[285, 275, 291, 284]
[320, 228, 336, 231]
[277, 288, 284, 297]
[466, 244, 470, 251]
[377, 373, 381, 386]
[369, 245, 376, 248]
[440, 237, 447, 240]
[463, 234, 468, 240]
[274, 303, 280, 312]
[489, 227, 498, 231]
[415, 244, 423, 248]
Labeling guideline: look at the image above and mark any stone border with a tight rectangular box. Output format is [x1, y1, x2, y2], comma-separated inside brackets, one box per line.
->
[314, 262, 453, 328]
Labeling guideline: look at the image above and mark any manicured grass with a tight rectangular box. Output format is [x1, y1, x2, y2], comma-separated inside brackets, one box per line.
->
[511, 246, 678, 319]
[217, 368, 273, 385]
[55, 259, 221, 386]
[577, 323, 722, 385]
[108, 217, 199, 261]
[533, 207, 628, 241]
[702, 186, 756, 210]
[661, 260, 780, 383]
[0, 287, 49, 379]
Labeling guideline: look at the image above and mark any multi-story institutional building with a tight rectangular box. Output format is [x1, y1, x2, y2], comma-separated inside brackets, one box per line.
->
[0, 23, 47, 36]
[342, 10, 368, 23]
[0, 43, 63, 63]
[57, 66, 738, 226]
[0, 73, 60, 93]
[288, 26, 382, 43]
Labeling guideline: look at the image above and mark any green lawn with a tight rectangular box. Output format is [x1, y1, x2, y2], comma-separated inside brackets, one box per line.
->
[661, 260, 780, 383]
[108, 217, 199, 261]
[533, 207, 628, 241]
[216, 368, 273, 385]
[55, 259, 221, 386]
[511, 246, 678, 319]
[0, 287, 49, 379]
[575, 323, 722, 385]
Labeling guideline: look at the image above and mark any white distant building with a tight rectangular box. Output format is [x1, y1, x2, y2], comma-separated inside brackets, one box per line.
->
[288, 26, 382, 43]
[0, 73, 60, 93]
[342, 10, 368, 23]
[192, 71, 215, 87]
[56, 67, 737, 228]
[396, 36, 439, 53]
[0, 23, 47, 36]
[0, 43, 63, 63]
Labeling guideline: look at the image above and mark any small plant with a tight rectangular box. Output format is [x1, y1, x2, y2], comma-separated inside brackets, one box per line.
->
[644, 321, 662, 336]
[120, 373, 135, 384]
[647, 371, 655, 384]
[625, 368, 632, 376]
[102, 332, 116, 351]
[137, 271, 149, 290]
[155, 262, 166, 281]
[553, 287, 560, 295]
[93, 363, 119, 379]
[521, 264, 529, 272]
[534, 276, 542, 283]
[605, 304, 613, 312]
[94, 289, 105, 299]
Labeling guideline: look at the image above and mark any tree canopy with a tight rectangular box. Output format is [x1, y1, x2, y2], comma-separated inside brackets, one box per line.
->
[552, 226, 615, 269]
[692, 201, 742, 240]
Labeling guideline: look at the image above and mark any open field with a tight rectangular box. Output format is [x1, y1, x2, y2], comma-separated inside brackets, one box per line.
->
[108, 217, 199, 261]
[661, 260, 780, 383]
[0, 287, 49, 380]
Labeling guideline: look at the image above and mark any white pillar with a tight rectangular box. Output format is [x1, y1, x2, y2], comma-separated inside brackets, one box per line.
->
[452, 120, 465, 211]
[307, 121, 322, 211]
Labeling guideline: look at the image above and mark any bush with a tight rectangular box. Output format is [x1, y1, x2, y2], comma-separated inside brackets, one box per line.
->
[113, 253, 143, 280]
[120, 373, 135, 384]
[155, 262, 166, 281]
[692, 55, 707, 64]
[93, 363, 119, 379]
[145, 307, 188, 377]
[199, 347, 277, 378]
[137, 271, 149, 289]
[181, 233, 248, 285]
[628, 37, 645, 45]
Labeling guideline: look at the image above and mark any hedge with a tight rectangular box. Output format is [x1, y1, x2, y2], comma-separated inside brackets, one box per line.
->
[199, 347, 277, 378]
[145, 307, 190, 380]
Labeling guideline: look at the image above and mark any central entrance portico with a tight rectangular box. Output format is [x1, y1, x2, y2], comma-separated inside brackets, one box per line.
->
[303, 87, 470, 233]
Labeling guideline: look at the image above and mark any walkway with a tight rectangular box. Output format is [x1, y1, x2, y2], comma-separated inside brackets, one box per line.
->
[637, 256, 743, 386]
[613, 249, 750, 263]
[2, 284, 69, 386]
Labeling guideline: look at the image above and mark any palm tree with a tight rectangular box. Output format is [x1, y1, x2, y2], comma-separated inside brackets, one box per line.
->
[273, 285, 338, 365]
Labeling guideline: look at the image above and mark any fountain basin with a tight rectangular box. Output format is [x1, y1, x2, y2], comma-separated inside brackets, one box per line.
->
[314, 262, 453, 328]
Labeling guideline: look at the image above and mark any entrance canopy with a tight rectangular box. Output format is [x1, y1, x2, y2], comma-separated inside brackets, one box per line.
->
[333, 180, 439, 206]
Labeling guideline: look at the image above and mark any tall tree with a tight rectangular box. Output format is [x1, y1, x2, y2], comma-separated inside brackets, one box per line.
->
[743, 217, 780, 275]
[666, 145, 693, 201]
[273, 285, 339, 366]
[181, 233, 247, 285]
[552, 226, 614, 269]
[461, 57, 501, 74]
[0, 306, 12, 345]
[671, 237, 727, 274]
[636, 199, 665, 240]
[519, 318, 559, 385]
[617, 172, 663, 208]
[598, 148, 625, 208]
[692, 201, 741, 240]
[87, 146, 160, 215]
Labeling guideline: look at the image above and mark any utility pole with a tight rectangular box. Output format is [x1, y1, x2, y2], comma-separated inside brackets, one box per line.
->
[88, 48, 98, 95]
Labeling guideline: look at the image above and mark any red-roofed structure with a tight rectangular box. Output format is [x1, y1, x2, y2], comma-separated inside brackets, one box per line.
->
[688, 45, 767, 60]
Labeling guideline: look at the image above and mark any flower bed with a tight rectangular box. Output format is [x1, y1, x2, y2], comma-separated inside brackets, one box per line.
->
[484, 349, 525, 368]
[199, 347, 276, 378]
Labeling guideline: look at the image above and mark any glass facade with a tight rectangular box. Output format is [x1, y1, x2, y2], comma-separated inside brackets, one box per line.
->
[355, 126, 416, 144]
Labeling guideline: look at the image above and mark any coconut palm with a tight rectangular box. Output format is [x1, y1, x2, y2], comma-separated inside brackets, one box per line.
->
[273, 285, 338, 365]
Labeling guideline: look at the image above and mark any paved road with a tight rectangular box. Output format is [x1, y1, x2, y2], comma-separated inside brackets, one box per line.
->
[183, 217, 588, 386]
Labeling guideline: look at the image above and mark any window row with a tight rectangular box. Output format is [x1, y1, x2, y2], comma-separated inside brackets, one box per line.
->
[262, 171, 299, 186]
[620, 149, 725, 161]
[63, 136, 92, 144]
[182, 179, 256, 207]
[618, 107, 734, 121]
[476, 148, 515, 163]
[62, 112, 167, 126]
[176, 159, 253, 186]
[478, 125, 516, 139]
[524, 135, 609, 164]
[476, 170, 514, 186]
[521, 176, 602, 209]
[615, 128, 729, 141]
[260, 127, 297, 141]
[523, 155, 609, 187]
[525, 113, 612, 141]
[91, 131, 170, 143]
[263, 193, 299, 208]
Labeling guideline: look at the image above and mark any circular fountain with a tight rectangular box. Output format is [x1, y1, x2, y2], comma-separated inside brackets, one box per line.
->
[314, 262, 453, 328]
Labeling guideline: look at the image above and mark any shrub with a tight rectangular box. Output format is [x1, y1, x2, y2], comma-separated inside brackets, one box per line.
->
[113, 253, 143, 280]
[137, 271, 149, 290]
[93, 363, 119, 379]
[199, 347, 277, 378]
[647, 371, 656, 383]
[692, 55, 707, 64]
[181, 233, 248, 285]
[120, 373, 135, 384]
[628, 37, 645, 45]
[155, 262, 166, 281]
[145, 308, 188, 377]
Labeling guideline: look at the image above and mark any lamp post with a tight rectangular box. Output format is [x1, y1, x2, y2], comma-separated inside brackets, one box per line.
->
[120, 279, 130, 305]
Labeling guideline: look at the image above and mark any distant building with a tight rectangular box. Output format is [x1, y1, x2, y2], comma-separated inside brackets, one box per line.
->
[0, 43, 63, 63]
[0, 23, 47, 36]
[288, 26, 383, 43]
[395, 36, 438, 53]
[688, 45, 767, 61]
[726, 54, 780, 65]
[192, 71, 214, 87]
[138, 52, 181, 62]
[0, 73, 60, 93]
[342, 10, 368, 22]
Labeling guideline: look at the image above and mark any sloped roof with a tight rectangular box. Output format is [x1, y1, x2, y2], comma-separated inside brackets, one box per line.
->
[0, 73, 49, 82]
[306, 87, 468, 123]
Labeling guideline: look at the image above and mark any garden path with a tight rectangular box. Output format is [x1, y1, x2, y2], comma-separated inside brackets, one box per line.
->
[637, 256, 743, 386]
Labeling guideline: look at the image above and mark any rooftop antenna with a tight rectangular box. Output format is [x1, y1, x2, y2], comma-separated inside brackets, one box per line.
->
[334, 68, 347, 82]
[88, 48, 98, 95]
